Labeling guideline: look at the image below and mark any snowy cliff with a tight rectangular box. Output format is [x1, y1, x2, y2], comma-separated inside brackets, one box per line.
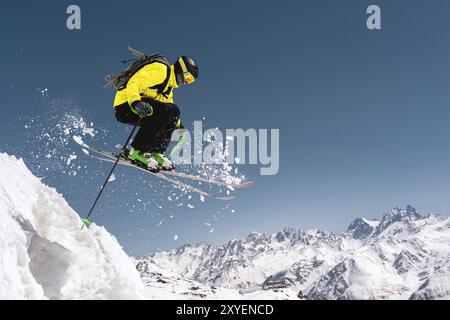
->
[0, 153, 146, 299]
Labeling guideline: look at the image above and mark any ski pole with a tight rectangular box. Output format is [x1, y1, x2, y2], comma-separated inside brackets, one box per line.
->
[82, 118, 141, 229]
[168, 129, 187, 159]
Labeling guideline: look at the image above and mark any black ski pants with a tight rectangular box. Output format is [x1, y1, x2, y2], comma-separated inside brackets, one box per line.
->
[114, 99, 180, 153]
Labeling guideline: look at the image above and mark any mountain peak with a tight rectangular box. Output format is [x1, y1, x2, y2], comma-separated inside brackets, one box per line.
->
[347, 218, 378, 239]
[374, 205, 422, 235]
[246, 231, 266, 242]
[347, 206, 421, 240]
[406, 205, 420, 216]
[382, 205, 421, 222]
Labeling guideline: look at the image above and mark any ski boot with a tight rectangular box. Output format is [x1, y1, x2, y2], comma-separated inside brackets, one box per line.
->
[151, 152, 174, 171]
[127, 148, 160, 172]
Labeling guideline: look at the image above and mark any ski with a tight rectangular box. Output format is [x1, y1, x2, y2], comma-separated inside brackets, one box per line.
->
[73, 137, 253, 189]
[74, 137, 236, 201]
[163, 170, 254, 189]
[82, 149, 235, 201]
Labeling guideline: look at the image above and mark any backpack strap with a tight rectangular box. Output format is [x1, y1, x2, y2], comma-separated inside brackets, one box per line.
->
[150, 64, 172, 98]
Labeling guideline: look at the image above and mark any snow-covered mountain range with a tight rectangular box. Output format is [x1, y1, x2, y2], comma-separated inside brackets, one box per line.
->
[0, 153, 297, 300]
[140, 206, 450, 300]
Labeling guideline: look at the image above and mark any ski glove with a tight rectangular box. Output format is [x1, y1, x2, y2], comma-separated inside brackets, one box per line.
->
[132, 101, 153, 118]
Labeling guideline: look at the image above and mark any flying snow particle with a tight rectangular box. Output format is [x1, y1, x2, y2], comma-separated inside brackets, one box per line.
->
[82, 127, 95, 137]
[73, 135, 84, 146]
[174, 235, 178, 241]
[66, 154, 77, 166]
[227, 185, 235, 191]
[37, 88, 48, 96]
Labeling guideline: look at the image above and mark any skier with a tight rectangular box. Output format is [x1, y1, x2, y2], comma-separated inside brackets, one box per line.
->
[113, 55, 199, 171]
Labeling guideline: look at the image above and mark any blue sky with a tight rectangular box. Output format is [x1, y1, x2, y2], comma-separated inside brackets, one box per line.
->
[1, 1, 450, 255]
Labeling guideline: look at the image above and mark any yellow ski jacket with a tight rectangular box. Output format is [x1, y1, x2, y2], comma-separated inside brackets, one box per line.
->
[113, 62, 178, 107]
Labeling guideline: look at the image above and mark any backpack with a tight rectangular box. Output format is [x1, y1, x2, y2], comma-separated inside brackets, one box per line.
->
[103, 46, 171, 93]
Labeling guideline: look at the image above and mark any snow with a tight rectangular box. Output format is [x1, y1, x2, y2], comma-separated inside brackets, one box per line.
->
[18, 106, 102, 178]
[66, 154, 77, 166]
[135, 259, 300, 300]
[82, 127, 95, 138]
[72, 135, 85, 147]
[362, 218, 379, 228]
[38, 88, 48, 96]
[0, 153, 145, 299]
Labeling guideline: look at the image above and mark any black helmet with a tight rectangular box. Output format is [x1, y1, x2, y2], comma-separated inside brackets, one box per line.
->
[174, 56, 198, 85]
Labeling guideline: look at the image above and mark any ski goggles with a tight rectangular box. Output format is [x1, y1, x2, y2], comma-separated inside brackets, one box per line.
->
[183, 71, 196, 84]
[178, 57, 196, 84]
